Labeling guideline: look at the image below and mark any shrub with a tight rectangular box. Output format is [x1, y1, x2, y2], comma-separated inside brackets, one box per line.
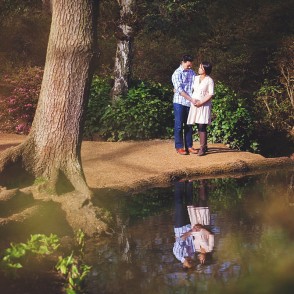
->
[0, 73, 112, 138]
[83, 75, 112, 139]
[253, 78, 294, 156]
[99, 81, 174, 141]
[0, 66, 43, 134]
[254, 78, 293, 133]
[209, 82, 258, 151]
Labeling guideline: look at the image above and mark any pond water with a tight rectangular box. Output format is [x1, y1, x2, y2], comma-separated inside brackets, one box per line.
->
[86, 168, 294, 294]
[0, 168, 294, 294]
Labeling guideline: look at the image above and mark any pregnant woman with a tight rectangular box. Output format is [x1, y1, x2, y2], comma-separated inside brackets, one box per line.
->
[187, 62, 214, 156]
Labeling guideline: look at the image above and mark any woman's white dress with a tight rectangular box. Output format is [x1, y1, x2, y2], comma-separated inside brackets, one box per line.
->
[187, 205, 210, 226]
[187, 75, 214, 125]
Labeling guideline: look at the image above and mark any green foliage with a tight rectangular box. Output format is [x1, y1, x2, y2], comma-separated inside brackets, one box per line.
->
[1, 234, 59, 269]
[56, 230, 91, 294]
[99, 81, 174, 141]
[33, 176, 47, 185]
[138, 0, 205, 38]
[56, 253, 91, 294]
[75, 229, 86, 256]
[254, 78, 293, 132]
[252, 77, 294, 156]
[0, 0, 41, 18]
[203, 177, 249, 211]
[83, 75, 112, 139]
[210, 82, 259, 151]
[1, 230, 91, 294]
[125, 188, 174, 220]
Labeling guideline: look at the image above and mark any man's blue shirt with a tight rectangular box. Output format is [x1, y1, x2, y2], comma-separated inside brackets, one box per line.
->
[172, 65, 196, 107]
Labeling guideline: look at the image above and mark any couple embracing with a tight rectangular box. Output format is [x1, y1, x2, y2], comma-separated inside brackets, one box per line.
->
[172, 55, 214, 156]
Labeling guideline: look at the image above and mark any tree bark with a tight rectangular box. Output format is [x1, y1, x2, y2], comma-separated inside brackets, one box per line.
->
[0, 0, 108, 236]
[111, 0, 136, 103]
[27, 0, 96, 196]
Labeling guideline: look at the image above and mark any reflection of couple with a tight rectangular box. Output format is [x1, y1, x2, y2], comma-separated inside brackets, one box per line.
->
[173, 180, 214, 269]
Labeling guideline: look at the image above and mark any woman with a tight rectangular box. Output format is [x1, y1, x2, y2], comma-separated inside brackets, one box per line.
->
[181, 223, 214, 265]
[187, 62, 214, 156]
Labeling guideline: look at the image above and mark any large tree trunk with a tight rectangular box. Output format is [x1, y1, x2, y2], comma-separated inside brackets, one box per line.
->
[111, 0, 136, 103]
[23, 0, 95, 196]
[28, 0, 95, 196]
[0, 0, 108, 236]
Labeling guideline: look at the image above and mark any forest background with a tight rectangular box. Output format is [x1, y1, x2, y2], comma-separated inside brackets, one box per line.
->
[0, 0, 293, 157]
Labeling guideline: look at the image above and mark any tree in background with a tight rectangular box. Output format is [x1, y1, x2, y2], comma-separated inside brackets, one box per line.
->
[111, 0, 137, 103]
[133, 0, 204, 83]
[278, 37, 294, 110]
[0, 0, 50, 74]
[201, 0, 294, 96]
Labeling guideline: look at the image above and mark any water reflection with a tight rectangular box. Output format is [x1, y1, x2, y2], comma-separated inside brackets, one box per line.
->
[173, 180, 194, 268]
[173, 180, 215, 269]
[86, 169, 294, 293]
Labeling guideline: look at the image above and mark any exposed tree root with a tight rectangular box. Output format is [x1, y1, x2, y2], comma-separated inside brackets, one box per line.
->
[0, 205, 41, 226]
[0, 185, 110, 236]
[55, 191, 109, 236]
[0, 143, 25, 179]
[0, 138, 92, 198]
[0, 143, 109, 236]
[62, 159, 93, 199]
[0, 188, 20, 201]
[30, 188, 109, 236]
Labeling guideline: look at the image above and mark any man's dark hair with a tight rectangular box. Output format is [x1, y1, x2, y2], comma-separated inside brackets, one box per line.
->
[201, 61, 212, 75]
[182, 54, 194, 63]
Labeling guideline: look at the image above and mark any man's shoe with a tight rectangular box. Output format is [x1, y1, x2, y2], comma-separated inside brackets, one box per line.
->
[176, 148, 188, 155]
[188, 147, 198, 154]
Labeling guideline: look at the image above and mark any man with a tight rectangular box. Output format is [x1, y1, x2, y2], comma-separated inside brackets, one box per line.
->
[172, 55, 198, 155]
[173, 180, 195, 269]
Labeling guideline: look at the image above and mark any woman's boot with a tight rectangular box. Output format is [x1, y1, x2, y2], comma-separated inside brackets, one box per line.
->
[198, 132, 207, 156]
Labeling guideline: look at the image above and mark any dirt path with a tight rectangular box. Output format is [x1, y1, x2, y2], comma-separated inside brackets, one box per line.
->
[1, 133, 293, 192]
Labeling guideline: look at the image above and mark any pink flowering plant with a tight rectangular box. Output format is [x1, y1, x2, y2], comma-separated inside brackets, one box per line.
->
[0, 66, 43, 134]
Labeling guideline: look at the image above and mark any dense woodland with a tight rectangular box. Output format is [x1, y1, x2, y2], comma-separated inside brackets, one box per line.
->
[0, 0, 293, 156]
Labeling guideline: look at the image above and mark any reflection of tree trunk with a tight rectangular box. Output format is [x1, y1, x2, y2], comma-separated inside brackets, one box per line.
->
[118, 225, 131, 262]
[0, 0, 108, 236]
[115, 198, 131, 262]
[287, 174, 294, 206]
[111, 0, 136, 103]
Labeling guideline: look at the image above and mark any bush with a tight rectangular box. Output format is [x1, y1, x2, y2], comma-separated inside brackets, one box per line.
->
[0, 66, 43, 134]
[254, 78, 293, 133]
[252, 78, 294, 156]
[99, 81, 174, 141]
[83, 75, 112, 139]
[209, 82, 258, 151]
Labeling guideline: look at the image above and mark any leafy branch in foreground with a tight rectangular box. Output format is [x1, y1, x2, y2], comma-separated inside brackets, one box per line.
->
[56, 229, 91, 294]
[1, 230, 91, 294]
[56, 252, 91, 294]
[1, 233, 59, 269]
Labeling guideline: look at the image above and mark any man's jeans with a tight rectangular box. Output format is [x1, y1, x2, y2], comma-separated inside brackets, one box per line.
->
[173, 103, 193, 149]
